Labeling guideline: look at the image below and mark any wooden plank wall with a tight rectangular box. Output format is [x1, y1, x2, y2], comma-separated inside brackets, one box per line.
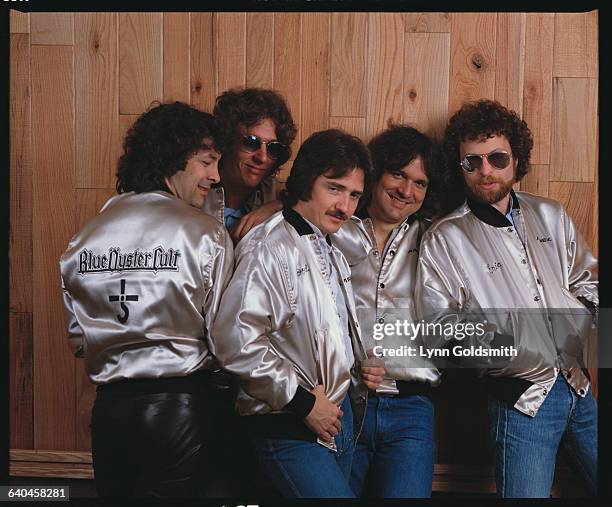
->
[9, 9, 599, 489]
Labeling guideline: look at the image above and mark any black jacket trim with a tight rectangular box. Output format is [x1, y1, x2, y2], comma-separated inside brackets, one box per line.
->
[241, 413, 317, 442]
[484, 374, 533, 407]
[467, 189, 520, 228]
[282, 207, 314, 236]
[285, 385, 316, 418]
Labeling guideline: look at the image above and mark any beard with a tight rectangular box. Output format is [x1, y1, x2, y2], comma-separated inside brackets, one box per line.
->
[465, 176, 515, 206]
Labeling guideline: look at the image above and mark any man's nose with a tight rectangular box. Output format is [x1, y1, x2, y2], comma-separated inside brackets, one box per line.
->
[252, 143, 270, 164]
[478, 156, 495, 176]
[397, 179, 414, 198]
[209, 161, 221, 184]
[335, 193, 351, 214]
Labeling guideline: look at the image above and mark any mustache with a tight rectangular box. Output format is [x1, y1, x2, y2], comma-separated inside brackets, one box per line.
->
[326, 210, 348, 221]
[477, 176, 502, 184]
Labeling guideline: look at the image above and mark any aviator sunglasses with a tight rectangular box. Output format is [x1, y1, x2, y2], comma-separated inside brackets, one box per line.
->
[240, 134, 289, 162]
[460, 150, 513, 173]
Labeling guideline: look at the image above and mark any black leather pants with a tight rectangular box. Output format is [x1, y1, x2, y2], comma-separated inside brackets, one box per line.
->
[91, 390, 210, 498]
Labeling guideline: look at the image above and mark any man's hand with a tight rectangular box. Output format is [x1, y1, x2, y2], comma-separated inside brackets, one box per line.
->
[303, 385, 342, 443]
[361, 352, 386, 391]
[230, 200, 283, 244]
[360, 365, 386, 391]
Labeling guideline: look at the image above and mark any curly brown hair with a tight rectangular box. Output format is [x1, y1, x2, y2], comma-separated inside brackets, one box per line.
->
[367, 123, 446, 220]
[441, 99, 534, 212]
[116, 102, 219, 194]
[213, 88, 297, 173]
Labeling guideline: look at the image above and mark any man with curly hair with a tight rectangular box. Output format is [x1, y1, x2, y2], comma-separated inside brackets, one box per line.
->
[60, 102, 234, 497]
[416, 100, 598, 497]
[203, 87, 297, 244]
[332, 124, 444, 498]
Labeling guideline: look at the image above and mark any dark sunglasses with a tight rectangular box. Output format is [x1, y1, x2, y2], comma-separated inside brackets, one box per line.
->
[460, 150, 513, 173]
[240, 135, 289, 162]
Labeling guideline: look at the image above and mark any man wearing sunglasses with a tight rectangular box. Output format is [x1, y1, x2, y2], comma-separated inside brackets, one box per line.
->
[204, 87, 297, 244]
[416, 100, 598, 497]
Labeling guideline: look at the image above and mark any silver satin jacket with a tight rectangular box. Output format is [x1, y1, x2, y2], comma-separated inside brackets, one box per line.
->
[333, 213, 441, 394]
[211, 208, 368, 416]
[416, 190, 598, 417]
[60, 191, 234, 385]
[202, 175, 281, 224]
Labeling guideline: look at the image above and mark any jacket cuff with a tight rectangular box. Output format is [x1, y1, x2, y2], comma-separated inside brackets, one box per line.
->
[285, 386, 316, 418]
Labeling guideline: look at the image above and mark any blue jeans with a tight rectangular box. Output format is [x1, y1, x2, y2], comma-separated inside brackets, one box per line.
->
[350, 394, 435, 498]
[488, 374, 597, 498]
[251, 395, 355, 498]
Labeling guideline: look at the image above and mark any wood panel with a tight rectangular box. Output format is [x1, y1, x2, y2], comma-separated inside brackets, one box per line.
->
[550, 78, 598, 182]
[119, 13, 163, 114]
[553, 12, 598, 78]
[523, 13, 554, 165]
[31, 45, 76, 450]
[330, 13, 366, 117]
[495, 13, 525, 116]
[548, 182, 594, 247]
[9, 34, 32, 313]
[521, 165, 549, 198]
[216, 13, 246, 94]
[190, 13, 216, 112]
[404, 13, 451, 33]
[10, 313, 33, 449]
[301, 13, 330, 141]
[366, 13, 403, 140]
[10, 10, 29, 34]
[329, 117, 367, 141]
[246, 13, 274, 89]
[274, 13, 302, 156]
[74, 190, 115, 450]
[31, 13, 73, 45]
[163, 13, 191, 103]
[75, 13, 119, 189]
[448, 13, 497, 115]
[404, 33, 450, 140]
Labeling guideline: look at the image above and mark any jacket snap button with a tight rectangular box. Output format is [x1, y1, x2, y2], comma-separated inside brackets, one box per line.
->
[379, 283, 385, 289]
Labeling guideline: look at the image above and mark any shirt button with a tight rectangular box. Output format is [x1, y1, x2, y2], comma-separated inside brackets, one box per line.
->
[534, 296, 540, 302]
[507, 227, 513, 233]
[373, 250, 379, 257]
[379, 283, 385, 289]
[567, 372, 572, 378]
[579, 389, 585, 395]
[536, 278, 542, 285]
[216, 188, 222, 194]
[389, 250, 396, 256]
[378, 317, 384, 324]
[529, 410, 535, 416]
[521, 259, 527, 264]
[543, 389, 548, 395]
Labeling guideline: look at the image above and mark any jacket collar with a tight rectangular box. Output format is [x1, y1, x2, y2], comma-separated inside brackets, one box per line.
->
[466, 189, 520, 228]
[283, 207, 334, 245]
